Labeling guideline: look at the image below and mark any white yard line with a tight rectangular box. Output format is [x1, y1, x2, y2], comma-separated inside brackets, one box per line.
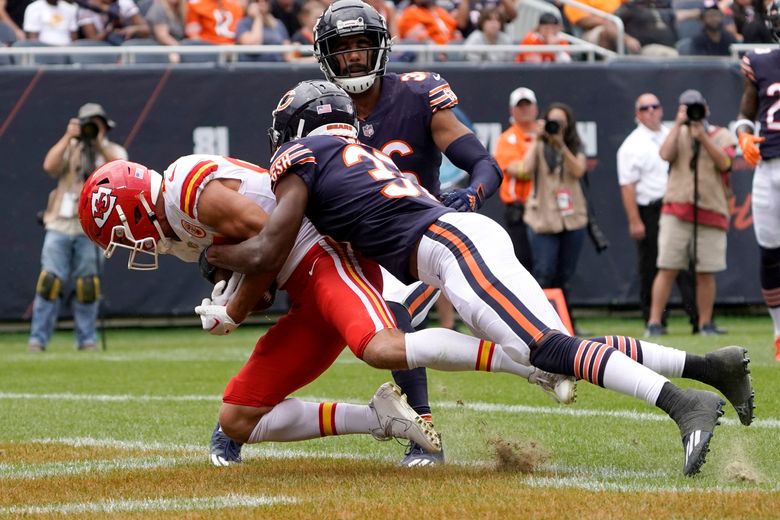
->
[1, 392, 777, 429]
[0, 494, 297, 515]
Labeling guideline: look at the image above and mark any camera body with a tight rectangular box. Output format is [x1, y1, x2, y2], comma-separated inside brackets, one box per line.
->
[79, 117, 99, 141]
[685, 102, 706, 123]
[544, 119, 561, 135]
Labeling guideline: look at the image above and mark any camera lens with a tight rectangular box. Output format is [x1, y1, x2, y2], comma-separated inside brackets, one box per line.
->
[544, 120, 561, 134]
[686, 103, 705, 122]
[80, 121, 98, 140]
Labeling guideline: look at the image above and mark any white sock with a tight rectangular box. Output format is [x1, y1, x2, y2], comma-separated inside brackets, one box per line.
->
[574, 340, 668, 405]
[599, 336, 686, 378]
[404, 328, 533, 379]
[247, 399, 377, 443]
[769, 307, 780, 336]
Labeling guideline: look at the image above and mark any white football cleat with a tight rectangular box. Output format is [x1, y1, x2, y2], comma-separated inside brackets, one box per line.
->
[529, 369, 577, 404]
[369, 382, 441, 453]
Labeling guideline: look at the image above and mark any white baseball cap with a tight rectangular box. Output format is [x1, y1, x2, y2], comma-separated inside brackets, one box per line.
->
[509, 87, 537, 107]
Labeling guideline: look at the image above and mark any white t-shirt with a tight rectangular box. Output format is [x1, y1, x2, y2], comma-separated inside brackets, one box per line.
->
[23, 0, 78, 46]
[616, 123, 670, 206]
[77, 0, 139, 32]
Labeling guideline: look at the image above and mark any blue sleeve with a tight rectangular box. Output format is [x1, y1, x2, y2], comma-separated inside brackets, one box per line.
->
[269, 141, 318, 192]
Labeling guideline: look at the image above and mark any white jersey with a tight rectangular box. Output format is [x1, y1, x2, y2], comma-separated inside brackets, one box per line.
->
[161, 154, 320, 286]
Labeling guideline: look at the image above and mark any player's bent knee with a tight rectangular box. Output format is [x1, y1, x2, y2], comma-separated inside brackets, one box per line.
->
[361, 329, 408, 370]
[35, 271, 61, 301]
[218, 403, 271, 443]
[75, 275, 101, 303]
[529, 331, 578, 376]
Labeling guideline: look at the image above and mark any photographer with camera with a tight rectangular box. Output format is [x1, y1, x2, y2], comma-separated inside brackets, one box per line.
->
[522, 102, 588, 328]
[647, 90, 735, 337]
[28, 103, 127, 353]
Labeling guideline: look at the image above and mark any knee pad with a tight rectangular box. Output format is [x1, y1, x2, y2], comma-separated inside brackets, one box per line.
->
[75, 275, 101, 303]
[35, 271, 61, 301]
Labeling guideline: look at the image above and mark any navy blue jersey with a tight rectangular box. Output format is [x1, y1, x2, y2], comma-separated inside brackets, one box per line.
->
[356, 71, 459, 197]
[269, 135, 453, 283]
[742, 49, 780, 159]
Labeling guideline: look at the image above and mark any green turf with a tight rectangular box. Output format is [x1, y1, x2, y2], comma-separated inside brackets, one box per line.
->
[1, 314, 778, 495]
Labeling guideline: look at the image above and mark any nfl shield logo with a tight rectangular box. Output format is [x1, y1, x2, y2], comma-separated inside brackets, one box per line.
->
[362, 124, 374, 138]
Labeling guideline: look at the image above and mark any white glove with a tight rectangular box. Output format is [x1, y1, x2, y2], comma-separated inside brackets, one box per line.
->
[210, 273, 245, 306]
[195, 298, 239, 335]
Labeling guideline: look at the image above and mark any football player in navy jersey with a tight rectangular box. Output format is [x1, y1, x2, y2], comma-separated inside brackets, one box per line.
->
[204, 80, 755, 476]
[736, 0, 780, 361]
[311, 0, 573, 466]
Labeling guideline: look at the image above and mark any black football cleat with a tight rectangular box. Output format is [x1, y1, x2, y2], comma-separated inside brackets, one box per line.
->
[399, 440, 445, 467]
[668, 389, 725, 476]
[704, 346, 755, 426]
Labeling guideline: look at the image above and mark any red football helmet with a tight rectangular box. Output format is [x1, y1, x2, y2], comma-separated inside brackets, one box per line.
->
[79, 159, 168, 270]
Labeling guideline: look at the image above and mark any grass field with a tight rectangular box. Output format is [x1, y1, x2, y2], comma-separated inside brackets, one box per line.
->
[1, 314, 779, 519]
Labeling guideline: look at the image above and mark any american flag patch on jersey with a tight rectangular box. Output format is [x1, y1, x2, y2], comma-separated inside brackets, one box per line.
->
[269, 143, 316, 182]
[429, 82, 458, 113]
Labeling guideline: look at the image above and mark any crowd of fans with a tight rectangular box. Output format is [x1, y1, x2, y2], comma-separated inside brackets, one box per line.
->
[0, 0, 773, 63]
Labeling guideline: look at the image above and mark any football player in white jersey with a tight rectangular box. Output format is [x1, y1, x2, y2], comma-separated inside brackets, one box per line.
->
[79, 156, 442, 465]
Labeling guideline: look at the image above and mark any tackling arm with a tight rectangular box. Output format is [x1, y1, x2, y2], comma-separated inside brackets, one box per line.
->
[433, 109, 503, 211]
[206, 174, 309, 275]
[196, 179, 274, 323]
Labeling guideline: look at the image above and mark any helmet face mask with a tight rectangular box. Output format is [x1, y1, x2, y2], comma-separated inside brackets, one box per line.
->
[314, 0, 391, 94]
[79, 160, 168, 271]
[268, 80, 358, 154]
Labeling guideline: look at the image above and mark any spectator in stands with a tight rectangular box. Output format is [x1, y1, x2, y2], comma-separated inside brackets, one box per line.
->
[493, 86, 538, 272]
[522, 102, 588, 308]
[77, 0, 150, 44]
[616, 0, 679, 56]
[289, 0, 324, 61]
[185, 0, 243, 44]
[0, 0, 25, 41]
[515, 12, 571, 63]
[236, 0, 290, 60]
[648, 89, 735, 336]
[563, 0, 642, 52]
[463, 7, 513, 62]
[28, 103, 127, 353]
[733, 0, 773, 43]
[23, 0, 78, 45]
[689, 0, 737, 55]
[270, 0, 300, 38]
[146, 0, 188, 62]
[364, 0, 398, 39]
[397, 0, 461, 45]
[451, 0, 517, 38]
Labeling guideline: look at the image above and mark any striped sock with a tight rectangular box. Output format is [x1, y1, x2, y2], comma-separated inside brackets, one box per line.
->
[573, 339, 669, 405]
[247, 399, 376, 443]
[404, 328, 533, 379]
[591, 335, 686, 378]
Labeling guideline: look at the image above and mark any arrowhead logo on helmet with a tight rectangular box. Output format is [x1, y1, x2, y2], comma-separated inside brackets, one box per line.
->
[91, 187, 117, 229]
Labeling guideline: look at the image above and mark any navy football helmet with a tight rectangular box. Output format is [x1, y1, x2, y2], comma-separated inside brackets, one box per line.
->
[268, 80, 358, 153]
[314, 0, 391, 94]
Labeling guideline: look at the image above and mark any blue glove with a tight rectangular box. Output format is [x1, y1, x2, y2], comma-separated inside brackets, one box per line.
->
[439, 185, 484, 212]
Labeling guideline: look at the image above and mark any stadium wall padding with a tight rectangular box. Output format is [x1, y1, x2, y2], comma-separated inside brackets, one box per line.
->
[0, 60, 757, 319]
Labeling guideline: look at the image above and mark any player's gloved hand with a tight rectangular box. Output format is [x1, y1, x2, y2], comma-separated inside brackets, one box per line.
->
[738, 133, 764, 167]
[199, 247, 217, 284]
[195, 298, 238, 335]
[439, 186, 484, 212]
[210, 273, 245, 307]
